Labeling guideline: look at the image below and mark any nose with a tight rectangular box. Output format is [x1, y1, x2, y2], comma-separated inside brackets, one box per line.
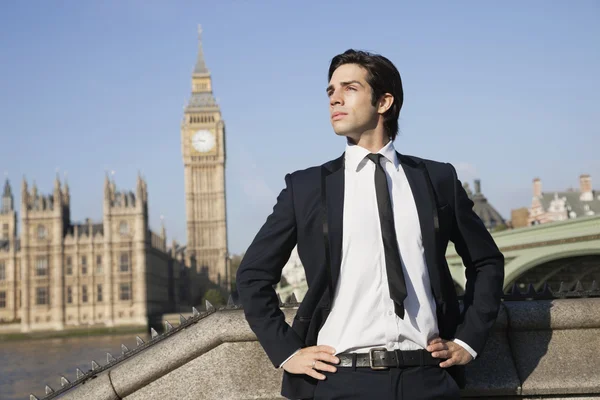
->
[329, 89, 343, 107]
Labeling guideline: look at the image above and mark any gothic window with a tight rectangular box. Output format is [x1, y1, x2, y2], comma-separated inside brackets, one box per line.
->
[65, 256, 72, 275]
[81, 256, 87, 275]
[97, 284, 103, 302]
[2, 223, 8, 239]
[120, 252, 130, 272]
[66, 287, 73, 304]
[35, 257, 48, 276]
[119, 221, 129, 235]
[0, 262, 5, 280]
[0, 291, 5, 308]
[37, 225, 47, 239]
[96, 255, 102, 274]
[82, 285, 88, 303]
[119, 283, 131, 301]
[36, 287, 48, 305]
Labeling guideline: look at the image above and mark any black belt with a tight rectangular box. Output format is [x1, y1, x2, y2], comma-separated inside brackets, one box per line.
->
[334, 348, 441, 369]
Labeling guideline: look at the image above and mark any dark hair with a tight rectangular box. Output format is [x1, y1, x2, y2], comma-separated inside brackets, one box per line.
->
[328, 49, 403, 140]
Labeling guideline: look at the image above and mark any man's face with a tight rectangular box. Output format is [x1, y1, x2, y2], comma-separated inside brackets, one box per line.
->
[327, 63, 379, 138]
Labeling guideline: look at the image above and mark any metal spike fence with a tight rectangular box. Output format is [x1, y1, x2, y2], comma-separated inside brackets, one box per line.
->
[501, 280, 600, 301]
[28, 300, 223, 400]
[28, 281, 600, 399]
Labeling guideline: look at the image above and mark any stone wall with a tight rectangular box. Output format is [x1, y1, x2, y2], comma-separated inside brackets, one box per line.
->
[31, 298, 600, 400]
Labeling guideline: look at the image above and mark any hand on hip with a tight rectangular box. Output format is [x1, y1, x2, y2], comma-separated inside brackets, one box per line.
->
[282, 345, 339, 380]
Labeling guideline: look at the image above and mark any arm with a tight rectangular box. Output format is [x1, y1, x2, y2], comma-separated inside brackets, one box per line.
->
[447, 163, 505, 356]
[236, 173, 304, 368]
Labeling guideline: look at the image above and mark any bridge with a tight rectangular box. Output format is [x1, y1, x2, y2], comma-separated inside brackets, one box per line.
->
[278, 215, 600, 302]
[447, 215, 600, 294]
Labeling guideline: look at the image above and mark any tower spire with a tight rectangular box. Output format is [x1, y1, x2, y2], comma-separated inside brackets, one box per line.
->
[3, 178, 11, 197]
[21, 176, 28, 198]
[187, 25, 217, 109]
[193, 24, 210, 76]
[54, 171, 62, 192]
[2, 177, 14, 213]
[160, 215, 166, 239]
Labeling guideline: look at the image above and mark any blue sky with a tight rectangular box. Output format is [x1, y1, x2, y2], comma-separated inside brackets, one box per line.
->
[1, 1, 598, 254]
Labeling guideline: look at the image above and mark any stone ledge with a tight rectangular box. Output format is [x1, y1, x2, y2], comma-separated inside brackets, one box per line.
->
[41, 300, 600, 399]
[506, 298, 600, 330]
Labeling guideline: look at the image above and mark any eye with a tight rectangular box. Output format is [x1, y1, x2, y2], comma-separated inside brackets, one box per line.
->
[346, 86, 356, 91]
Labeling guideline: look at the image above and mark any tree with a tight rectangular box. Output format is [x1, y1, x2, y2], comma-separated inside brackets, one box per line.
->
[228, 253, 245, 294]
[202, 288, 226, 307]
[280, 275, 289, 288]
[492, 223, 509, 233]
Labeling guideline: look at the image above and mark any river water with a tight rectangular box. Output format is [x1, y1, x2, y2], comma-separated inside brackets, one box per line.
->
[0, 333, 150, 400]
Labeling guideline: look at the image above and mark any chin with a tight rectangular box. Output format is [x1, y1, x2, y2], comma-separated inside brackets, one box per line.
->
[331, 123, 352, 137]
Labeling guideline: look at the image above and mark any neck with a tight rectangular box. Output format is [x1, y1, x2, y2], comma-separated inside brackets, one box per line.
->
[347, 130, 390, 153]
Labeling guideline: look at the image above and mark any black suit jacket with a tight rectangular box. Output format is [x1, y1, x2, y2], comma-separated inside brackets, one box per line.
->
[236, 152, 505, 399]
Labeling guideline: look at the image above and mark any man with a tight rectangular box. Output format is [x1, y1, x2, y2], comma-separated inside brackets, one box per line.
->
[237, 49, 505, 399]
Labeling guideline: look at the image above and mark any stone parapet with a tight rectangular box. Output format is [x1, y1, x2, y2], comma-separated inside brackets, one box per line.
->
[31, 299, 600, 400]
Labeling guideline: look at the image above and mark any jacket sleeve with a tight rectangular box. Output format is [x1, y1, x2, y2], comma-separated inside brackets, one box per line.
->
[447, 163, 505, 355]
[236, 173, 304, 368]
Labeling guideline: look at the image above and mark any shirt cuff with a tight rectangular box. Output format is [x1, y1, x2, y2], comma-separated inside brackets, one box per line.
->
[278, 348, 301, 368]
[452, 338, 477, 360]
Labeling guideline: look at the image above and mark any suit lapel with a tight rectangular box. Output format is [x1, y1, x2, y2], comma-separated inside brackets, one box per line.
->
[397, 153, 443, 303]
[321, 154, 345, 300]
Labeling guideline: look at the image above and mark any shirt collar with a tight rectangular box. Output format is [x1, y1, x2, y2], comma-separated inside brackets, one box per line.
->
[345, 139, 400, 172]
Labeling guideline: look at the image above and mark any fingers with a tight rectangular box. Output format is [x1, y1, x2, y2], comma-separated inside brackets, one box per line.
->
[439, 348, 472, 368]
[303, 345, 339, 365]
[307, 345, 336, 355]
[431, 350, 451, 359]
[427, 337, 444, 346]
[305, 366, 327, 380]
[287, 346, 339, 379]
[314, 360, 337, 373]
[314, 351, 339, 365]
[427, 342, 449, 352]
[439, 357, 456, 368]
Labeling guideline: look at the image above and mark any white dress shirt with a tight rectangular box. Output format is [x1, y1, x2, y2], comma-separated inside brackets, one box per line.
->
[281, 141, 475, 367]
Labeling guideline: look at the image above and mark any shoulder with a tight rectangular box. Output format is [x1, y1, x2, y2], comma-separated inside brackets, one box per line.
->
[285, 166, 320, 190]
[287, 153, 345, 186]
[399, 153, 459, 204]
[399, 153, 455, 180]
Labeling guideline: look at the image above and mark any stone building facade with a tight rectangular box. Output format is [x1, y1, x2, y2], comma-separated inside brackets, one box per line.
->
[0, 29, 228, 332]
[462, 179, 505, 230]
[510, 207, 530, 229]
[529, 174, 599, 225]
[0, 176, 197, 332]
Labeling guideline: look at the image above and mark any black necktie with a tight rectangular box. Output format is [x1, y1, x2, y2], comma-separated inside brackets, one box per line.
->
[366, 153, 408, 319]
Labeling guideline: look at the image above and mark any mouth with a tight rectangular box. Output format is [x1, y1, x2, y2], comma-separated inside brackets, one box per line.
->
[331, 112, 347, 121]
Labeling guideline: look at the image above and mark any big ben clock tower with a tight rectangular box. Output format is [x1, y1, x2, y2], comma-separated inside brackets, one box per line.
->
[181, 26, 228, 287]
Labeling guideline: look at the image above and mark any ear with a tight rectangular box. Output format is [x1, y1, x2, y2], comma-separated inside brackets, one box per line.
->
[377, 93, 394, 115]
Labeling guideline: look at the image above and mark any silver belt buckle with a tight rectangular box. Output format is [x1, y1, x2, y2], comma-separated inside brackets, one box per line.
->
[369, 347, 389, 370]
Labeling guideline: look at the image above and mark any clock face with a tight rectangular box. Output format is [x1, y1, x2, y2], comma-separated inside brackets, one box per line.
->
[191, 130, 216, 153]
